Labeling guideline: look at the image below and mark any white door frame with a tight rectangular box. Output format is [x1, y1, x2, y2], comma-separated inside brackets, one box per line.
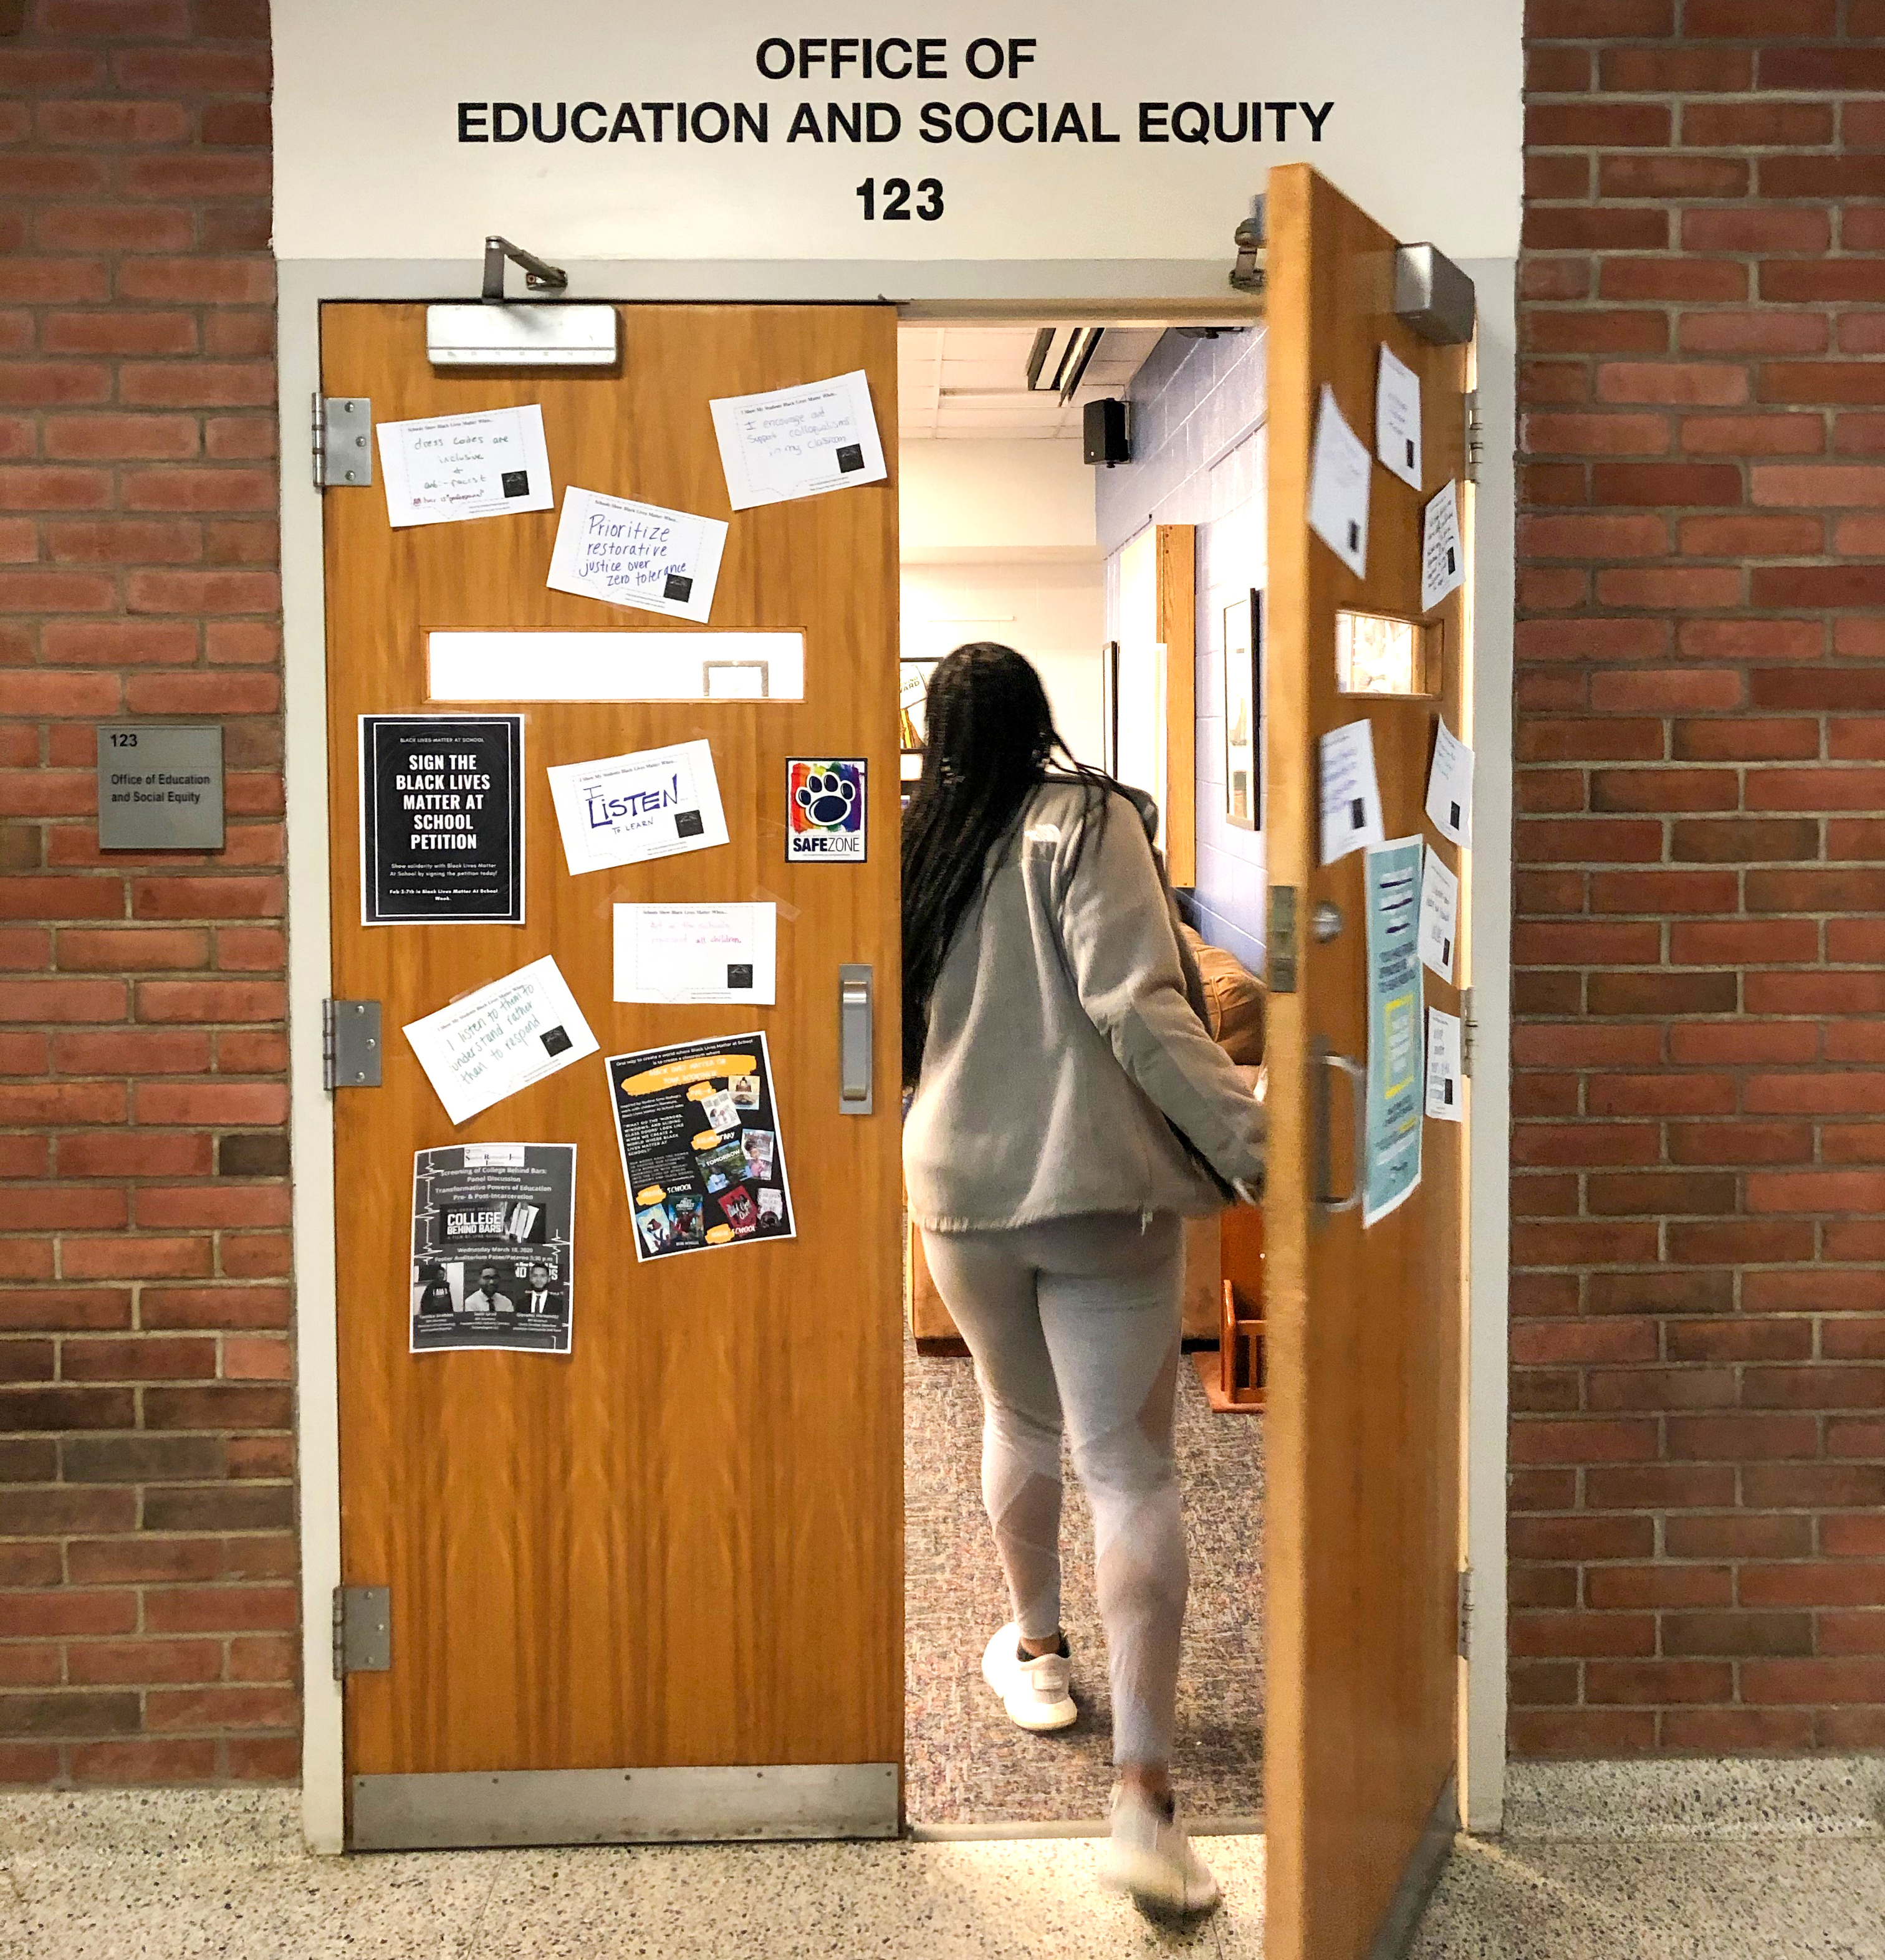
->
[280, 251, 1513, 1855]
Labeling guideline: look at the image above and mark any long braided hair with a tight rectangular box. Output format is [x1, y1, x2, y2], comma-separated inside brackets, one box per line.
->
[901, 643, 1113, 1088]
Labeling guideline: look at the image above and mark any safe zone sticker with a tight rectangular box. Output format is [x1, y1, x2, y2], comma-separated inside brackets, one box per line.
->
[787, 757, 866, 861]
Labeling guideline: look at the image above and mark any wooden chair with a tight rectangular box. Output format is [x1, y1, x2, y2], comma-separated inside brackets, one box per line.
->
[1192, 1205, 1266, 1413]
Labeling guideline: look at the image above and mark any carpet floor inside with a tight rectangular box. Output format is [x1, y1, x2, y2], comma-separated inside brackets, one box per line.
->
[903, 1336, 1267, 1827]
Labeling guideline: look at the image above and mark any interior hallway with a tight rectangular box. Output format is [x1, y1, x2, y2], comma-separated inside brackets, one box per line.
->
[4, 1765, 1883, 1958]
[903, 1338, 1267, 1827]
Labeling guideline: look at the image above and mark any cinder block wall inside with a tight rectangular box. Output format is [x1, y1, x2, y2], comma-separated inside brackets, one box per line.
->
[0, 0, 295, 1783]
[1510, 0, 1885, 1752]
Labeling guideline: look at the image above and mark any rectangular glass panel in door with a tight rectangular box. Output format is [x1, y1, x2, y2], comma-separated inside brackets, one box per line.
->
[321, 304, 901, 1838]
[1260, 167, 1470, 1960]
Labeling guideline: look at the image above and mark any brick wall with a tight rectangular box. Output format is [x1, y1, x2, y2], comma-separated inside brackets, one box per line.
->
[0, 0, 295, 1783]
[1512, 0, 1885, 1752]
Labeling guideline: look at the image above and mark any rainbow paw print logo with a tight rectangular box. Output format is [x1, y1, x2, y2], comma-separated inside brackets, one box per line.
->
[787, 758, 866, 861]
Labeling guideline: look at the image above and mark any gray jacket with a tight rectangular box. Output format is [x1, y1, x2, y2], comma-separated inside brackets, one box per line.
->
[904, 779, 1267, 1231]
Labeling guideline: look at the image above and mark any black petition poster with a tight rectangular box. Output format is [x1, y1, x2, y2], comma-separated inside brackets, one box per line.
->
[605, 1033, 795, 1260]
[361, 713, 523, 924]
[410, 1142, 575, 1354]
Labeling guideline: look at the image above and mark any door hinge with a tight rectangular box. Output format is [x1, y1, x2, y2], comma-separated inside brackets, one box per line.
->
[322, 999, 382, 1091]
[1460, 985, 1476, 1079]
[1266, 885, 1298, 994]
[333, 1585, 391, 1680]
[313, 393, 373, 490]
[1463, 389, 1484, 487]
[1457, 1567, 1472, 1660]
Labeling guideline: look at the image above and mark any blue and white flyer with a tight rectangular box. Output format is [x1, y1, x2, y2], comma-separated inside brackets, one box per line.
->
[545, 737, 729, 877]
[1362, 835, 1426, 1228]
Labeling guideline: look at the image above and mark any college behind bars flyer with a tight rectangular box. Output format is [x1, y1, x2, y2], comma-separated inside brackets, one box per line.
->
[605, 1033, 795, 1258]
[410, 1143, 575, 1355]
[360, 714, 524, 925]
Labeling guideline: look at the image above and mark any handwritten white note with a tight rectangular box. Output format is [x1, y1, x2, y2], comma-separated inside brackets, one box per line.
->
[1307, 385, 1371, 578]
[1426, 1009, 1463, 1122]
[546, 487, 727, 623]
[545, 738, 729, 877]
[403, 955, 597, 1126]
[613, 903, 777, 1006]
[1318, 718, 1386, 866]
[1426, 716, 1474, 846]
[377, 406, 554, 529]
[1375, 345, 1423, 490]
[1421, 479, 1465, 614]
[711, 369, 887, 510]
[1419, 845, 1459, 983]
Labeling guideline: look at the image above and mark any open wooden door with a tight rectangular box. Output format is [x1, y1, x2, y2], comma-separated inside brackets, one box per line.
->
[320, 305, 901, 1847]
[1262, 166, 1472, 1956]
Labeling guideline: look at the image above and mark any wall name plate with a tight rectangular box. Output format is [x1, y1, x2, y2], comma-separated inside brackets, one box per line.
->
[96, 724, 225, 852]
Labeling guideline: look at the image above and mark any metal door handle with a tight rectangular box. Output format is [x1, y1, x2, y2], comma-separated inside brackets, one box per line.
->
[1314, 1048, 1366, 1218]
[839, 964, 873, 1116]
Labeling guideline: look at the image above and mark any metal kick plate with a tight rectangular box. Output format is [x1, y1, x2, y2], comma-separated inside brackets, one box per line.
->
[349, 1763, 900, 1850]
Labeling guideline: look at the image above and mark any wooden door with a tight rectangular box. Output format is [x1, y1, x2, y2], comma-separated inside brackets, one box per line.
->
[321, 305, 902, 1844]
[1261, 167, 1471, 1957]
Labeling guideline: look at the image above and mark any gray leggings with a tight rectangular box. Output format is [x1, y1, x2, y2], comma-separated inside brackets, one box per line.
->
[919, 1211, 1186, 1769]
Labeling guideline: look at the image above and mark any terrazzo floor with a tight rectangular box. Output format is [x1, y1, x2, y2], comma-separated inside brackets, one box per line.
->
[3, 1765, 1884, 1958]
[903, 1339, 1267, 1829]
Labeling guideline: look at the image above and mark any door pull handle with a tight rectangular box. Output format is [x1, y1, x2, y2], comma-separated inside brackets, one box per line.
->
[838, 964, 873, 1116]
[1313, 1047, 1366, 1220]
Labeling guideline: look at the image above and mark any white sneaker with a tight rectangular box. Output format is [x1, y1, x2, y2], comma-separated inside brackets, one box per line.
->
[980, 1623, 1076, 1731]
[1098, 1781, 1222, 1915]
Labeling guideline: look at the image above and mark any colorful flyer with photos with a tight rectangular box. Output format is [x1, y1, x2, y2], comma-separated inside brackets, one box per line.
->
[605, 1032, 795, 1259]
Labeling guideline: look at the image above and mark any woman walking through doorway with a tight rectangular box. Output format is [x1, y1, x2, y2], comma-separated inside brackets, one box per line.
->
[902, 643, 1266, 1915]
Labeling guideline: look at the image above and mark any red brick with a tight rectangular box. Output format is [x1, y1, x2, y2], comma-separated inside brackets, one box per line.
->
[1672, 1121, 1815, 1166]
[60, 1233, 213, 1279]
[132, 1081, 286, 1127]
[1596, 363, 1748, 410]
[1528, 102, 1671, 147]
[1680, 514, 1823, 557]
[1760, 364, 1885, 408]
[219, 1233, 290, 1278]
[1599, 45, 1752, 89]
[133, 980, 284, 1026]
[1508, 1709, 1658, 1754]
[1599, 257, 1747, 303]
[1523, 413, 1670, 457]
[1743, 1658, 1885, 1706]
[70, 1739, 219, 1783]
[1524, 208, 1671, 253]
[1591, 462, 1747, 507]
[139, 1287, 290, 1331]
[1693, 433, 1828, 488]
[55, 927, 210, 972]
[1587, 1660, 1737, 1705]
[1598, 566, 1747, 610]
[143, 1584, 295, 1634]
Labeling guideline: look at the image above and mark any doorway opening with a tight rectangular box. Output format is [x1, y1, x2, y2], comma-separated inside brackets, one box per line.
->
[895, 316, 1271, 1833]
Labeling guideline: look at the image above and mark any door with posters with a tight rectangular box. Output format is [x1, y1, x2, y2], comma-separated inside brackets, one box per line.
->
[1260, 165, 1473, 1959]
[322, 305, 901, 1846]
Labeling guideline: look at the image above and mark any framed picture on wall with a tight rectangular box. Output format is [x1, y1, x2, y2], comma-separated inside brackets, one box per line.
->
[899, 660, 935, 785]
[1223, 590, 1261, 831]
